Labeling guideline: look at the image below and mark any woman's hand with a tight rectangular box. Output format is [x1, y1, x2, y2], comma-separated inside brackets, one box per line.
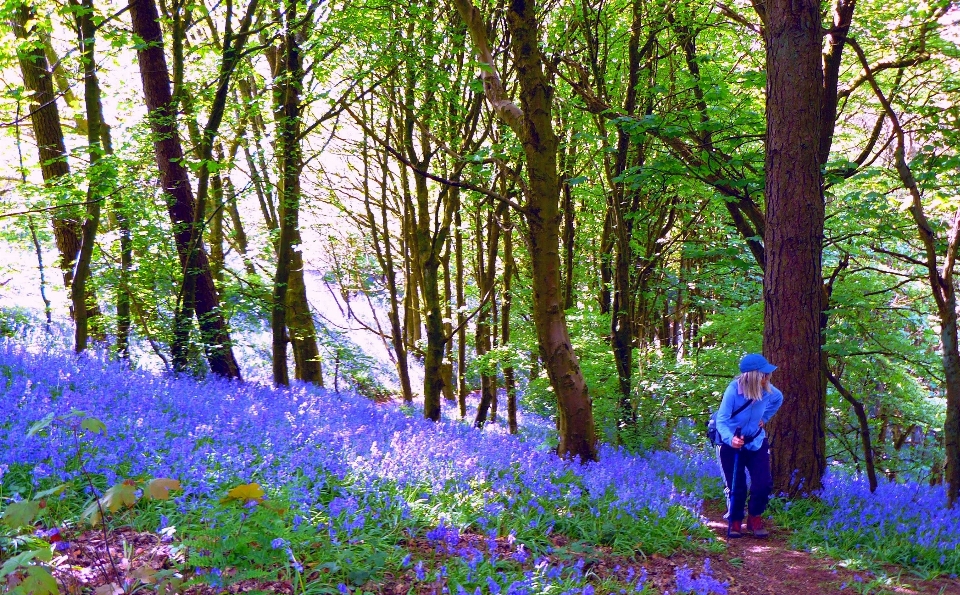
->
[758, 420, 765, 429]
[731, 436, 745, 449]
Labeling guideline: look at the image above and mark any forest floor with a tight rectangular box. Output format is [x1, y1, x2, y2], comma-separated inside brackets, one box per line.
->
[38, 499, 960, 594]
[688, 501, 960, 595]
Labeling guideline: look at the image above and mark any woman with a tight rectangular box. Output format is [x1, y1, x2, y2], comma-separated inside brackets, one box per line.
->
[716, 353, 783, 538]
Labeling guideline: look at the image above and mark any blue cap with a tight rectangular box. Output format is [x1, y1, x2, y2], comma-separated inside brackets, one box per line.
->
[739, 353, 777, 374]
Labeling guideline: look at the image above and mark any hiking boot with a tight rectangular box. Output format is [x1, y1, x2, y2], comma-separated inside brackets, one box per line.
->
[747, 515, 769, 538]
[727, 520, 742, 539]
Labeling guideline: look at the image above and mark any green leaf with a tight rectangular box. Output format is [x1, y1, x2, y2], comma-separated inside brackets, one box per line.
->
[81, 417, 107, 435]
[348, 568, 372, 585]
[2, 500, 41, 528]
[33, 483, 69, 500]
[18, 566, 58, 595]
[103, 481, 138, 513]
[0, 550, 39, 579]
[26, 413, 55, 438]
[83, 480, 138, 525]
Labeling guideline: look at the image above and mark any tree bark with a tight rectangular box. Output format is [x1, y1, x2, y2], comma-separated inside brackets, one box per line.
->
[209, 171, 225, 285]
[453, 0, 598, 460]
[474, 203, 502, 427]
[824, 365, 878, 492]
[598, 207, 614, 314]
[72, 0, 105, 353]
[502, 207, 518, 434]
[129, 0, 241, 378]
[271, 0, 323, 386]
[11, 3, 94, 317]
[559, 130, 576, 311]
[762, 0, 826, 496]
[455, 206, 468, 416]
[441, 231, 455, 403]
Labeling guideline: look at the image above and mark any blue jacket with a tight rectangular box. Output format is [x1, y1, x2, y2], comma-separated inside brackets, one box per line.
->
[716, 378, 783, 451]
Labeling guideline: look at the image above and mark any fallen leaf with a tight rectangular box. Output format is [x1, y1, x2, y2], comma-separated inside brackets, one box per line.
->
[222, 483, 265, 502]
[131, 565, 158, 584]
[94, 582, 124, 595]
[146, 478, 181, 501]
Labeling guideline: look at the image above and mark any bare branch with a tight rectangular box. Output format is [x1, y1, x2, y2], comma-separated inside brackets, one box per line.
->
[344, 105, 527, 214]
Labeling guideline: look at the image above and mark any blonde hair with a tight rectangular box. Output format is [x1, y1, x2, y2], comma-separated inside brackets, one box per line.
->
[738, 371, 771, 401]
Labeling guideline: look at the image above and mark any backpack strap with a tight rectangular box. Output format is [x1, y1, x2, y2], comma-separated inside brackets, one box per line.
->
[730, 399, 754, 418]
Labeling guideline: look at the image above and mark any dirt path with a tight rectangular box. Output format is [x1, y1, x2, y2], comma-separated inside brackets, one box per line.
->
[677, 502, 960, 595]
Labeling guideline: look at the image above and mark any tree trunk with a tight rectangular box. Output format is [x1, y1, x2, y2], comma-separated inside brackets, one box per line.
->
[441, 232, 455, 403]
[129, 0, 241, 379]
[12, 3, 95, 318]
[287, 244, 323, 384]
[27, 217, 53, 328]
[824, 365, 879, 492]
[598, 207, 614, 314]
[502, 208, 518, 434]
[762, 0, 826, 496]
[366, 121, 414, 402]
[209, 171, 225, 285]
[474, 205, 501, 428]
[72, 0, 105, 353]
[223, 169, 256, 276]
[416, 172, 447, 421]
[559, 133, 576, 311]
[456, 207, 468, 416]
[272, 0, 299, 386]
[454, 0, 598, 460]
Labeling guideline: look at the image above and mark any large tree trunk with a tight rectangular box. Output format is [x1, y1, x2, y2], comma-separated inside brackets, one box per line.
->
[12, 4, 99, 322]
[270, 4, 322, 387]
[271, 0, 299, 386]
[513, 2, 596, 459]
[762, 0, 826, 496]
[454, 0, 598, 460]
[129, 0, 241, 379]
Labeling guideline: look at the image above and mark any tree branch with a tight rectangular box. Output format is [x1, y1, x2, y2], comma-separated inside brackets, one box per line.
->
[344, 105, 527, 214]
[449, 0, 523, 133]
[849, 37, 949, 309]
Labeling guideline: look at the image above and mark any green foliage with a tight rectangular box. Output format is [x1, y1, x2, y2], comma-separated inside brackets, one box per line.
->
[0, 308, 33, 339]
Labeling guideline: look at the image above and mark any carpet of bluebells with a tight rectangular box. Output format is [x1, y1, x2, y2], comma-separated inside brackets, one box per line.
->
[2, 338, 960, 593]
[776, 470, 960, 578]
[0, 340, 726, 593]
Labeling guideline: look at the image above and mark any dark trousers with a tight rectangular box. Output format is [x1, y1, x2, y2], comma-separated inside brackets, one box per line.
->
[719, 438, 771, 521]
